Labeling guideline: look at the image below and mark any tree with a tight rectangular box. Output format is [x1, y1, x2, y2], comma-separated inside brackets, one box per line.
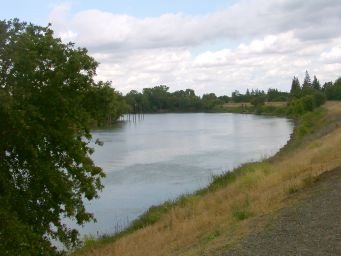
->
[142, 85, 170, 112]
[267, 88, 289, 102]
[168, 89, 201, 111]
[0, 20, 106, 254]
[246, 89, 250, 97]
[250, 96, 265, 107]
[290, 76, 301, 98]
[302, 70, 312, 89]
[325, 78, 341, 100]
[322, 81, 333, 92]
[202, 93, 222, 110]
[218, 95, 230, 103]
[312, 75, 321, 91]
[82, 82, 127, 126]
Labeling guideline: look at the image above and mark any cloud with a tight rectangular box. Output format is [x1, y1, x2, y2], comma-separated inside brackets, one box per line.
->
[48, 0, 341, 95]
[50, 0, 341, 51]
[321, 45, 341, 63]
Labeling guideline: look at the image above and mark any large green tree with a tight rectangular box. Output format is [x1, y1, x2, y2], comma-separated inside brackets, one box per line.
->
[0, 20, 106, 255]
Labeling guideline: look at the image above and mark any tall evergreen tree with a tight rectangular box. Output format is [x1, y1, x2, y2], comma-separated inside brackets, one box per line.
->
[312, 75, 321, 91]
[290, 76, 301, 98]
[302, 70, 312, 89]
[246, 89, 250, 97]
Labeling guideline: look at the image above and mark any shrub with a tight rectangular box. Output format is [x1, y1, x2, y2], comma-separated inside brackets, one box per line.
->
[301, 95, 315, 111]
[250, 96, 265, 107]
[287, 99, 304, 116]
[313, 91, 326, 107]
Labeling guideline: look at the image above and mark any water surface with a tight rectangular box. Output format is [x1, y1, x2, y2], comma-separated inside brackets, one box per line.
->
[79, 113, 293, 236]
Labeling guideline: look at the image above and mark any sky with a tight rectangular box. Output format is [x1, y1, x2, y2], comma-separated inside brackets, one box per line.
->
[1, 0, 341, 95]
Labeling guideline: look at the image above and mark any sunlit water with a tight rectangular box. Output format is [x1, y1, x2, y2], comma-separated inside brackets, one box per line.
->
[76, 113, 293, 237]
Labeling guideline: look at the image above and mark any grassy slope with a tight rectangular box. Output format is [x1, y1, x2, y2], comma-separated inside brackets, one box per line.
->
[74, 101, 341, 256]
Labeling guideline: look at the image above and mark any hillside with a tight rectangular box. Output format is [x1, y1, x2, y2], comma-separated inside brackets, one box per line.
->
[224, 166, 341, 255]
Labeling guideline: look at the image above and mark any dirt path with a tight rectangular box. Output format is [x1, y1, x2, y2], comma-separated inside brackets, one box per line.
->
[223, 167, 341, 256]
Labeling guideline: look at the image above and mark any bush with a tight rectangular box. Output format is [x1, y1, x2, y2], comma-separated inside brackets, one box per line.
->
[287, 91, 326, 117]
[301, 95, 315, 111]
[287, 99, 305, 116]
[313, 91, 326, 107]
[250, 96, 265, 107]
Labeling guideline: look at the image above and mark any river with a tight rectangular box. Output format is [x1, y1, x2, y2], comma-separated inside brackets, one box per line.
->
[77, 113, 293, 237]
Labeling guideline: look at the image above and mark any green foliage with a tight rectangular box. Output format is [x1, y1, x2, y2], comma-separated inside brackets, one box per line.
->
[267, 88, 289, 102]
[172, 89, 202, 111]
[200, 229, 221, 244]
[288, 185, 299, 194]
[301, 95, 315, 111]
[250, 96, 265, 107]
[290, 76, 301, 98]
[312, 75, 321, 91]
[142, 85, 170, 112]
[313, 91, 326, 106]
[302, 70, 312, 89]
[233, 194, 253, 221]
[0, 19, 112, 254]
[202, 93, 223, 110]
[82, 82, 127, 127]
[287, 72, 327, 117]
[324, 78, 341, 100]
[288, 108, 325, 148]
[231, 88, 271, 103]
[125, 86, 207, 112]
[287, 99, 304, 116]
[232, 207, 253, 221]
[117, 70, 339, 114]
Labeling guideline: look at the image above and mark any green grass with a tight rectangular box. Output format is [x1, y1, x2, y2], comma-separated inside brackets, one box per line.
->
[233, 208, 253, 221]
[200, 229, 222, 244]
[232, 195, 253, 221]
[288, 185, 299, 194]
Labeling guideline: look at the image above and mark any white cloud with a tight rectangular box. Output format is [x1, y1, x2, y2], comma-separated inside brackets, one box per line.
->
[321, 46, 341, 63]
[59, 30, 77, 42]
[48, 0, 341, 95]
[238, 32, 301, 54]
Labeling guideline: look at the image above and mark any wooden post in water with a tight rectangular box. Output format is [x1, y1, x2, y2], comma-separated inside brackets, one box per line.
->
[124, 103, 144, 123]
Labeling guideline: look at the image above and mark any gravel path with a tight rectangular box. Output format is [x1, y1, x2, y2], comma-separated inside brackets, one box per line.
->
[223, 167, 341, 256]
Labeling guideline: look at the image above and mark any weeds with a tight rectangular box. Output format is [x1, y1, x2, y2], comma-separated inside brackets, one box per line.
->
[288, 185, 299, 194]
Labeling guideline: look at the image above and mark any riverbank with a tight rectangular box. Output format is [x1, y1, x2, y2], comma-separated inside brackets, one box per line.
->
[74, 101, 341, 256]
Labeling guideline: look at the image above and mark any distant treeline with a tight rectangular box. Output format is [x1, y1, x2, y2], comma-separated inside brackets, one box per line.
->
[82, 71, 341, 122]
[124, 71, 341, 113]
[125, 86, 224, 113]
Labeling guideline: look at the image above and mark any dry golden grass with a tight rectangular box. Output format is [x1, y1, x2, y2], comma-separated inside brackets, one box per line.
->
[223, 102, 252, 108]
[265, 101, 287, 107]
[77, 102, 341, 256]
[223, 101, 287, 108]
